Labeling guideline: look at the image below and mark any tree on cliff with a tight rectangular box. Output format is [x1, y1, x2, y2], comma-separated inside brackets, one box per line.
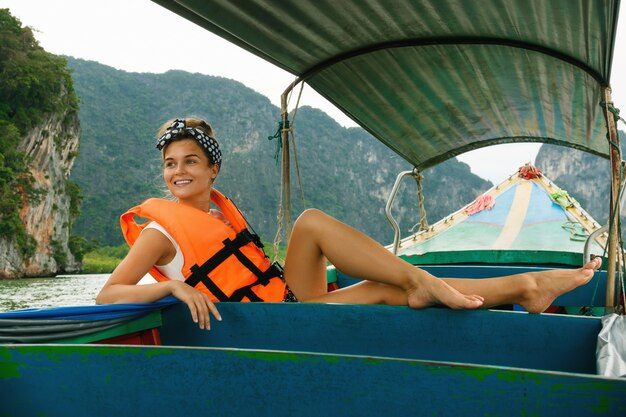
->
[0, 8, 79, 259]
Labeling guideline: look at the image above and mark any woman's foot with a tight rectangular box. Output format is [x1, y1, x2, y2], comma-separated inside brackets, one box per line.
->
[519, 257, 602, 313]
[407, 271, 484, 310]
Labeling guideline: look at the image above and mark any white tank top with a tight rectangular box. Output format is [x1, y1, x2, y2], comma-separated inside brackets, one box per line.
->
[141, 211, 232, 281]
[142, 221, 186, 280]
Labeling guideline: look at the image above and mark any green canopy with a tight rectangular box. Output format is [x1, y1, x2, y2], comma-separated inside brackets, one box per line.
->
[152, 0, 620, 169]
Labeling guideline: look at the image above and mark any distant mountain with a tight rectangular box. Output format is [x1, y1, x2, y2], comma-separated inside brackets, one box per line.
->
[536, 132, 626, 226]
[67, 57, 492, 246]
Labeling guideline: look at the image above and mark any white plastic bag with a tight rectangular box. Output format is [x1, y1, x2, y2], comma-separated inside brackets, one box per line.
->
[596, 313, 626, 377]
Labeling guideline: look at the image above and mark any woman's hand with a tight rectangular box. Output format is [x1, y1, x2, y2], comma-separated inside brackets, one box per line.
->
[168, 280, 222, 330]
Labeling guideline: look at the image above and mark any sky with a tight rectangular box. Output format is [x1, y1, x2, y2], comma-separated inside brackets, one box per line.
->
[2, 0, 625, 183]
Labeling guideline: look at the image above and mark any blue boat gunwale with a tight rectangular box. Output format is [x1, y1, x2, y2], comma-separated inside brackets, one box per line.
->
[1, 292, 607, 374]
[3, 341, 625, 416]
[1, 340, 620, 381]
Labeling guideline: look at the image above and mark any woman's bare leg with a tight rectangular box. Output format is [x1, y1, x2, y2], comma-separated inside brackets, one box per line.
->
[441, 258, 600, 313]
[284, 209, 483, 309]
[283, 209, 601, 312]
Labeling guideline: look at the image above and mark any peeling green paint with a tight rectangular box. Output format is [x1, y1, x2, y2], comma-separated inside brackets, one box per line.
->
[0, 360, 24, 379]
[0, 348, 23, 379]
[591, 396, 611, 414]
[12, 345, 174, 359]
[1, 344, 176, 380]
[228, 350, 312, 363]
[424, 363, 499, 382]
[0, 348, 11, 361]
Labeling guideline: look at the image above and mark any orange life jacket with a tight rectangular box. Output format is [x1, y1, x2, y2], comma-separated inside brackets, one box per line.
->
[120, 189, 286, 302]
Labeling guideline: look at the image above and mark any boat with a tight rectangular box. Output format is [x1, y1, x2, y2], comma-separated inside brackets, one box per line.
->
[1, 0, 625, 415]
[332, 164, 613, 313]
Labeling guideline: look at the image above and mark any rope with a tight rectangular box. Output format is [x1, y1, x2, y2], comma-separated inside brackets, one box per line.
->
[267, 120, 288, 165]
[409, 170, 429, 233]
[601, 101, 624, 145]
[561, 221, 589, 242]
[618, 221, 626, 314]
[586, 120, 624, 314]
[270, 81, 307, 262]
[416, 171, 429, 231]
[272, 196, 284, 263]
[605, 101, 626, 313]
[289, 82, 306, 209]
[585, 160, 622, 314]
[606, 102, 624, 124]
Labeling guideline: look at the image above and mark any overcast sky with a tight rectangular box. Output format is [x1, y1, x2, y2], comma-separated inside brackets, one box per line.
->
[2, 0, 625, 183]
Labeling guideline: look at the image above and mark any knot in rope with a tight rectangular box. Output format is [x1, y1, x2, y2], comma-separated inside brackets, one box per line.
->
[608, 104, 623, 122]
[413, 169, 429, 232]
[601, 100, 624, 124]
[267, 120, 290, 164]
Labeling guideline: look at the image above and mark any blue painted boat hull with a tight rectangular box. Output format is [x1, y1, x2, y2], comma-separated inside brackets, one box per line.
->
[2, 301, 626, 416]
[2, 342, 625, 416]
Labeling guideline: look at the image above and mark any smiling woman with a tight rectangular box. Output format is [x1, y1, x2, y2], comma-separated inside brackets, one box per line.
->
[157, 118, 221, 208]
[95, 116, 602, 334]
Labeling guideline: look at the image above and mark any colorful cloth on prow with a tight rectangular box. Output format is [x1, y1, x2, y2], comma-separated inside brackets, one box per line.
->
[463, 194, 494, 216]
[518, 164, 542, 180]
[551, 188, 576, 209]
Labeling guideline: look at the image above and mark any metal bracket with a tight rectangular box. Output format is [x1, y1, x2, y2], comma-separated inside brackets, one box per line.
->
[385, 168, 421, 254]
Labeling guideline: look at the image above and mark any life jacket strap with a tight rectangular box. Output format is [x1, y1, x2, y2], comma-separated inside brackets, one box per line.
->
[227, 263, 283, 302]
[185, 229, 283, 302]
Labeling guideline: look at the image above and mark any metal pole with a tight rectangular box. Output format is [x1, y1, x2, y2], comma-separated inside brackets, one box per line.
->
[385, 169, 420, 254]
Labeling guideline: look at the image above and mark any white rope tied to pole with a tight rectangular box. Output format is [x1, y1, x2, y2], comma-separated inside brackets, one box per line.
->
[272, 80, 307, 262]
[409, 170, 429, 233]
[415, 171, 429, 231]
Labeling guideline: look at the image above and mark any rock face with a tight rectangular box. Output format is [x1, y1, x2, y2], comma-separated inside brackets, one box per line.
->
[0, 110, 81, 278]
[534, 139, 626, 226]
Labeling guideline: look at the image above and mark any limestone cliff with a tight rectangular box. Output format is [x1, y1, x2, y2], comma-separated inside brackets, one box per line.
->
[0, 110, 80, 278]
[535, 133, 626, 226]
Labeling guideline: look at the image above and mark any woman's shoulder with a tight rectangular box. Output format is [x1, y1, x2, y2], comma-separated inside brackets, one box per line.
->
[141, 220, 180, 249]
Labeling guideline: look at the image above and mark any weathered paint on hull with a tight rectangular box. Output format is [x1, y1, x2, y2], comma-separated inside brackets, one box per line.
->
[1, 343, 625, 416]
[159, 302, 602, 373]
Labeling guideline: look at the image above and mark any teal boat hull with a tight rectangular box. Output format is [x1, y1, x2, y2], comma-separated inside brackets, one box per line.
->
[2, 298, 626, 416]
[2, 341, 625, 417]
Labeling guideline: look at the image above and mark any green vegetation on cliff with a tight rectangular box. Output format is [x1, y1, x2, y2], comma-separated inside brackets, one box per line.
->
[0, 9, 79, 257]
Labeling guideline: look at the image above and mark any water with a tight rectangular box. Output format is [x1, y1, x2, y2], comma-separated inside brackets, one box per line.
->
[0, 274, 110, 312]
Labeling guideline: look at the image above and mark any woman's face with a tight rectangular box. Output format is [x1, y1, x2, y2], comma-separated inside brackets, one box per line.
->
[163, 139, 218, 206]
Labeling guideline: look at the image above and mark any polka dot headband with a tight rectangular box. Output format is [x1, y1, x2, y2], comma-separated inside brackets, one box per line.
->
[156, 119, 222, 166]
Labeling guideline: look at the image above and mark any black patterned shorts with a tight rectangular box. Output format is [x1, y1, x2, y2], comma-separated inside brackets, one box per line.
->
[282, 285, 299, 302]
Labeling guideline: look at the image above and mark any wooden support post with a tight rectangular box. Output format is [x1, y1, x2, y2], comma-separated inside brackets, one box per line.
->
[281, 111, 291, 241]
[280, 85, 295, 242]
[603, 87, 620, 314]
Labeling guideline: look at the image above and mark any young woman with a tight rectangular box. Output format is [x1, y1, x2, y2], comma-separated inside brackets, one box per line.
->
[96, 117, 602, 330]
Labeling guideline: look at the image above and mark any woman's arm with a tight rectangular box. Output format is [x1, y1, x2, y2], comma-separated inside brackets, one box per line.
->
[96, 229, 221, 330]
